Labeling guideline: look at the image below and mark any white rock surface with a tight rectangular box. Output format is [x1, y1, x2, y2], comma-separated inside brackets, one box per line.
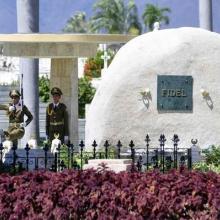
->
[86, 27, 220, 150]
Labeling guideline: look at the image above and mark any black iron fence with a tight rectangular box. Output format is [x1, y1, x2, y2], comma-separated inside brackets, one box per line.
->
[0, 134, 193, 174]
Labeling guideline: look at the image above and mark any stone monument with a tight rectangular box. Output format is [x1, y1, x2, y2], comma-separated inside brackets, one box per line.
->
[85, 27, 220, 150]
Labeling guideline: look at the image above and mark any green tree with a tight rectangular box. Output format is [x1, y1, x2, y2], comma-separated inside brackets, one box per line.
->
[90, 0, 141, 34]
[142, 4, 171, 31]
[84, 49, 115, 79]
[63, 11, 89, 33]
[39, 76, 50, 102]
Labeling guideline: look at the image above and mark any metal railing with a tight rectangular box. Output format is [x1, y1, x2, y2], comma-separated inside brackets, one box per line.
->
[0, 134, 193, 174]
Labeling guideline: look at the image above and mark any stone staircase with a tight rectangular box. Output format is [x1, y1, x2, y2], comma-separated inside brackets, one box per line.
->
[0, 85, 85, 141]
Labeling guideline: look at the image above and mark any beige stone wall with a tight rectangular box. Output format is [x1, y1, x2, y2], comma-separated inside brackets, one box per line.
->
[50, 58, 78, 145]
[3, 43, 97, 58]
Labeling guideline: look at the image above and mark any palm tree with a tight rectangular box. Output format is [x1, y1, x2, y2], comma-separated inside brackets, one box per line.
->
[142, 4, 171, 31]
[63, 11, 89, 33]
[90, 0, 142, 34]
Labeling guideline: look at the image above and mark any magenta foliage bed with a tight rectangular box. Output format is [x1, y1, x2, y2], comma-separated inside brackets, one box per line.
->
[0, 169, 220, 219]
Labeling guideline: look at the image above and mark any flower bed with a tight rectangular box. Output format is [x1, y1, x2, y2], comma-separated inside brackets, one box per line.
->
[0, 169, 219, 219]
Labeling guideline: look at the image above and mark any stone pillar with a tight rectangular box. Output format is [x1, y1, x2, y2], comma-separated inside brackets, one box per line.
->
[199, 0, 213, 31]
[50, 58, 78, 146]
[17, 0, 39, 146]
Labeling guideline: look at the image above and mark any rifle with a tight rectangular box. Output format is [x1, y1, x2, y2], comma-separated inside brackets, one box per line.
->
[19, 73, 24, 109]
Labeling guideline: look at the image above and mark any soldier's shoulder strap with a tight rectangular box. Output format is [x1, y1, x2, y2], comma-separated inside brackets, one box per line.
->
[60, 103, 67, 109]
[21, 104, 29, 112]
[48, 103, 53, 108]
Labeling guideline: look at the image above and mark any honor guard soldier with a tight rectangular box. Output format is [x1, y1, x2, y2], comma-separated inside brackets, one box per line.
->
[0, 89, 33, 145]
[46, 87, 69, 144]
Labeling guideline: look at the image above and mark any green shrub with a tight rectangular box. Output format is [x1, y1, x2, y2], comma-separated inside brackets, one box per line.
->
[193, 145, 220, 173]
[202, 145, 220, 166]
[84, 50, 115, 79]
[39, 75, 50, 102]
[193, 162, 220, 173]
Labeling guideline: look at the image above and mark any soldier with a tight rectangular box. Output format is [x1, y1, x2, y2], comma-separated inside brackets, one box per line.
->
[46, 87, 69, 144]
[0, 89, 33, 146]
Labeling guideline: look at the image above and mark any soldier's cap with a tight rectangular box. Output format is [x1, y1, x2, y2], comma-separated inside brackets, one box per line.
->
[51, 87, 62, 96]
[9, 89, 21, 98]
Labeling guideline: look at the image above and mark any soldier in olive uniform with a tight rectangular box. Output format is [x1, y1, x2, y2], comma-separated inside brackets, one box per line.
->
[0, 89, 33, 145]
[46, 87, 69, 144]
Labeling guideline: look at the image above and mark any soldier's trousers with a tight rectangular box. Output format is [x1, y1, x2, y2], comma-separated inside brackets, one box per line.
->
[49, 125, 64, 144]
[6, 126, 25, 142]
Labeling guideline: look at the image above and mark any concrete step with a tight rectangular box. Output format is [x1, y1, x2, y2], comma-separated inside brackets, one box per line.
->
[88, 159, 132, 165]
[84, 159, 132, 173]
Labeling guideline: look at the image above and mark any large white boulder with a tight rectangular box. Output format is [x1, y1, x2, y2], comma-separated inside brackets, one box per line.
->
[86, 27, 220, 150]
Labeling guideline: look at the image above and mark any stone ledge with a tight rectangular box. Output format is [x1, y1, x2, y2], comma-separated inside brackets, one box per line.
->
[84, 163, 132, 173]
[83, 159, 132, 173]
[87, 159, 132, 165]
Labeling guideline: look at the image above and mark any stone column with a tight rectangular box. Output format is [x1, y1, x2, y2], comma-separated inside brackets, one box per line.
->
[17, 0, 39, 146]
[199, 0, 213, 31]
[50, 58, 78, 146]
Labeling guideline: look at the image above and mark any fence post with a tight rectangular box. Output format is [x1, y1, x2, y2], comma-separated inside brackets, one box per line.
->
[117, 140, 122, 159]
[79, 140, 84, 170]
[12, 143, 17, 175]
[129, 140, 135, 171]
[43, 143, 49, 170]
[172, 134, 180, 169]
[67, 140, 71, 169]
[145, 134, 150, 171]
[70, 143, 74, 168]
[57, 144, 61, 171]
[104, 140, 110, 159]
[187, 148, 192, 170]
[54, 152, 58, 171]
[152, 149, 158, 169]
[0, 143, 3, 162]
[25, 143, 30, 171]
[137, 156, 142, 172]
[92, 140, 97, 159]
[0, 143, 3, 173]
[159, 134, 166, 173]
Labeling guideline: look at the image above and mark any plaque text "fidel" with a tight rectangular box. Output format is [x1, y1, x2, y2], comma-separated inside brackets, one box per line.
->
[161, 89, 187, 97]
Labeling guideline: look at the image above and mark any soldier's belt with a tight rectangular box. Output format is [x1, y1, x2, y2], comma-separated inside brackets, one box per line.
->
[50, 121, 64, 126]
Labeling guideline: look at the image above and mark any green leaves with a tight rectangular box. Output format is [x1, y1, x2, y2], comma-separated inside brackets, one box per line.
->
[84, 50, 114, 79]
[63, 11, 89, 33]
[39, 76, 50, 103]
[63, 1, 171, 34]
[203, 145, 220, 166]
[142, 4, 171, 31]
[64, 0, 142, 34]
[193, 145, 220, 173]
